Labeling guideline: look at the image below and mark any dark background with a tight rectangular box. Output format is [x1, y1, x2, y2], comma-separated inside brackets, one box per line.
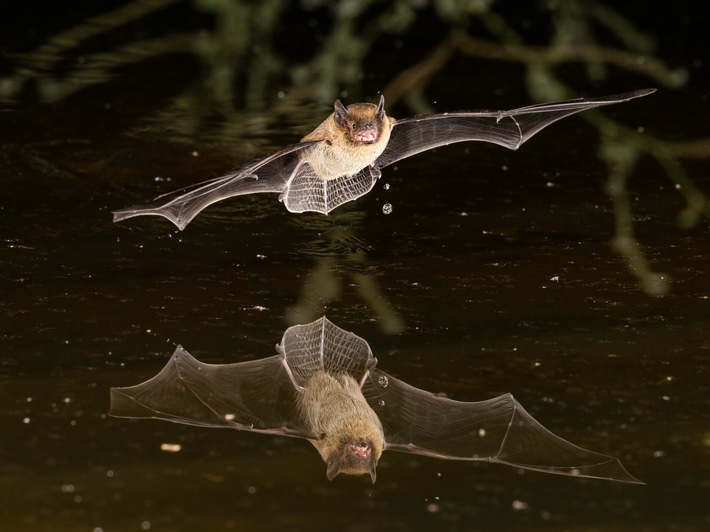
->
[1, 1, 708, 531]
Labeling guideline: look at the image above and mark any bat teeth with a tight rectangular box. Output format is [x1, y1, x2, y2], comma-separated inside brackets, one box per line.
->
[347, 442, 372, 460]
[353, 129, 378, 143]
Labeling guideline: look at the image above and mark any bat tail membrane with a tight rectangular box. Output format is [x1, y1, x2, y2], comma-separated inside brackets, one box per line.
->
[495, 397, 644, 484]
[280, 165, 381, 214]
[277, 317, 376, 387]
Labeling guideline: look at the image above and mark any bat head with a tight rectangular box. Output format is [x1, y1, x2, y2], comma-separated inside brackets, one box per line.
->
[325, 439, 379, 483]
[332, 95, 387, 145]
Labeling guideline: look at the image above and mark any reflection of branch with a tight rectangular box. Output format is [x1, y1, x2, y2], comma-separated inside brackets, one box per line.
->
[584, 0, 655, 53]
[383, 39, 454, 111]
[582, 111, 710, 229]
[34, 34, 194, 103]
[464, 10, 703, 296]
[600, 140, 670, 296]
[474, 9, 708, 228]
[286, 219, 404, 334]
[453, 33, 687, 89]
[286, 254, 405, 335]
[375, 3, 706, 297]
[666, 138, 710, 159]
[1, 0, 181, 97]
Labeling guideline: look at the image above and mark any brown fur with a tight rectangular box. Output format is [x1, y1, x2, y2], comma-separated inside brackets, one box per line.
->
[300, 101, 395, 180]
[297, 371, 385, 480]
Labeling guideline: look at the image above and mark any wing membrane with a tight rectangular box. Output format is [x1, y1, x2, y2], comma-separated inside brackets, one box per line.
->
[109, 346, 307, 437]
[112, 141, 320, 229]
[362, 368, 642, 483]
[376, 89, 656, 167]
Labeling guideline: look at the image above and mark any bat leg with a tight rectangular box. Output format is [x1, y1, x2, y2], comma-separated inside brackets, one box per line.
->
[369, 165, 381, 180]
[278, 160, 306, 204]
[357, 369, 371, 388]
[279, 353, 304, 392]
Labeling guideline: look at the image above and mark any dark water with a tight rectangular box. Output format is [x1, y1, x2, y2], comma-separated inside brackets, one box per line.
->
[2, 3, 709, 531]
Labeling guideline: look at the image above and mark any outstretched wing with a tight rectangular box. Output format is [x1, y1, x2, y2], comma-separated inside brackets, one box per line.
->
[362, 368, 642, 483]
[112, 141, 321, 230]
[375, 89, 656, 168]
[109, 346, 310, 438]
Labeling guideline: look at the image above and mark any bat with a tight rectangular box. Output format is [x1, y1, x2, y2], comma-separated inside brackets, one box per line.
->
[112, 88, 656, 230]
[110, 317, 642, 484]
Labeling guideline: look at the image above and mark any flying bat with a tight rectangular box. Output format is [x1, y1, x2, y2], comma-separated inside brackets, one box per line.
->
[109, 317, 642, 484]
[112, 89, 656, 230]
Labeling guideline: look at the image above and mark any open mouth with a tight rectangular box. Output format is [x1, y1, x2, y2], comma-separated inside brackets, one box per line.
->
[348, 442, 372, 460]
[353, 129, 378, 143]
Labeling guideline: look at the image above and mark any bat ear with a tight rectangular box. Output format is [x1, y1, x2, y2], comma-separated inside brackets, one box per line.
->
[325, 457, 344, 481]
[368, 463, 377, 484]
[333, 99, 350, 127]
[375, 94, 385, 117]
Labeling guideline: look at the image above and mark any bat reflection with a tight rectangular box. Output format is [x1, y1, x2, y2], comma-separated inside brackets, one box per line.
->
[113, 89, 655, 229]
[110, 317, 641, 484]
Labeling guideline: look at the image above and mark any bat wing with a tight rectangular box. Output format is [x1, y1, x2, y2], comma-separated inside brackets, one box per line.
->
[375, 88, 656, 168]
[109, 345, 310, 438]
[109, 317, 376, 433]
[279, 165, 381, 215]
[362, 368, 642, 483]
[112, 140, 321, 230]
[276, 316, 377, 389]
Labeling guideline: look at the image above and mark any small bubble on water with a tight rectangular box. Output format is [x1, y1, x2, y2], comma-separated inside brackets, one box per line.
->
[382, 203, 393, 215]
[383, 183, 390, 190]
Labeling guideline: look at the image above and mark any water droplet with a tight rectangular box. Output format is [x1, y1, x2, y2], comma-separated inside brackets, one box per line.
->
[160, 443, 182, 453]
[382, 203, 393, 215]
[378, 399, 385, 407]
[378, 375, 389, 387]
[383, 183, 390, 190]
[512, 500, 529, 511]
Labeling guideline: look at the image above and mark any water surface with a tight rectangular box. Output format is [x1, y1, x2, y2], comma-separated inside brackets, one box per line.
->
[2, 5, 709, 531]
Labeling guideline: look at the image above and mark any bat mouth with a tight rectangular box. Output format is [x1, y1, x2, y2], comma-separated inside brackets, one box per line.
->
[347, 442, 372, 461]
[352, 129, 378, 144]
